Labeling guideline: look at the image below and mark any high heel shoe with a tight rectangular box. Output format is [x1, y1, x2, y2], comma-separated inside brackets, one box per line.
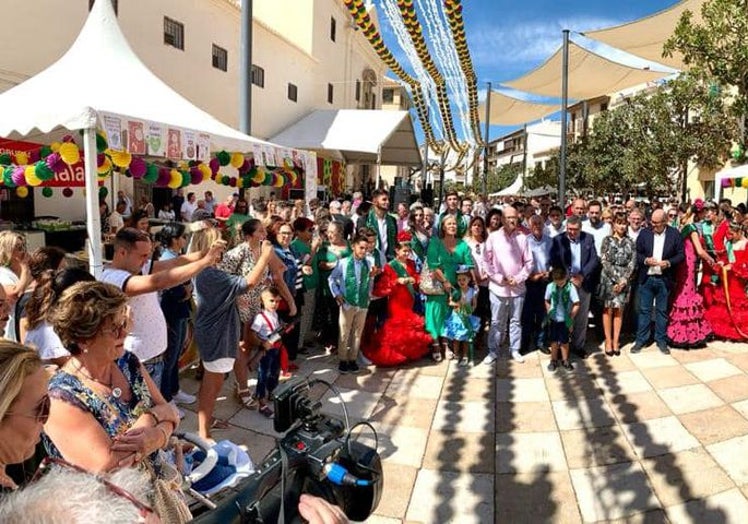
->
[604, 344, 615, 357]
[613, 343, 621, 356]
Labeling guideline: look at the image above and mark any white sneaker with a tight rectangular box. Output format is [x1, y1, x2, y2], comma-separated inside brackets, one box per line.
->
[511, 351, 525, 363]
[482, 352, 497, 365]
[173, 390, 196, 405]
[357, 354, 372, 367]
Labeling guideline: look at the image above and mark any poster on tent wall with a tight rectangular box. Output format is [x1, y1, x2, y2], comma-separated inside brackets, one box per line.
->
[0, 139, 87, 187]
[196, 133, 211, 162]
[146, 123, 166, 157]
[127, 120, 146, 155]
[303, 151, 317, 203]
[103, 115, 123, 150]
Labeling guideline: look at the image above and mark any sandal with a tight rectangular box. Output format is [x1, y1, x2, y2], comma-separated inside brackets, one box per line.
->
[210, 418, 230, 430]
[258, 405, 274, 418]
[235, 387, 258, 410]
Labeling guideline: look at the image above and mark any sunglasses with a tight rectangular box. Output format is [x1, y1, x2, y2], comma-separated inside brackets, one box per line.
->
[668, 213, 677, 218]
[32, 457, 154, 518]
[6, 394, 50, 424]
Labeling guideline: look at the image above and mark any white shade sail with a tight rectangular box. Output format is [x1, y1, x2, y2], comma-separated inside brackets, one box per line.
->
[504, 41, 672, 100]
[583, 0, 705, 71]
[270, 109, 422, 166]
[478, 91, 559, 126]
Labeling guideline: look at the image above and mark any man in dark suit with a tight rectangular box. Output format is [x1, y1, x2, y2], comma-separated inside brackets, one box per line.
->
[550, 214, 600, 358]
[632, 209, 684, 355]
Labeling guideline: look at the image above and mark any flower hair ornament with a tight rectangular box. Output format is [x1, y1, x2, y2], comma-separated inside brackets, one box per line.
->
[693, 198, 705, 213]
[397, 231, 412, 243]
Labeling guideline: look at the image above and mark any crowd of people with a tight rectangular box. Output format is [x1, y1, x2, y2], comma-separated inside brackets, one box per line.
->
[1, 183, 747, 522]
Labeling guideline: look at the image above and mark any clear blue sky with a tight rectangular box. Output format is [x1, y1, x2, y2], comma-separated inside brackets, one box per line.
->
[377, 0, 681, 142]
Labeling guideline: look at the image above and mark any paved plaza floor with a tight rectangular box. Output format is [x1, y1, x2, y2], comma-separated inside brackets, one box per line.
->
[180, 338, 748, 523]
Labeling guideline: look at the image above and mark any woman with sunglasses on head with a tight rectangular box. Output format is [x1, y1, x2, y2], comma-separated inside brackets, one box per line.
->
[43, 282, 180, 473]
[0, 341, 49, 492]
[0, 231, 32, 342]
[21, 268, 96, 368]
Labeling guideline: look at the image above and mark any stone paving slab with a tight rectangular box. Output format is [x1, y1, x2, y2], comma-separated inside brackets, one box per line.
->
[176, 338, 748, 523]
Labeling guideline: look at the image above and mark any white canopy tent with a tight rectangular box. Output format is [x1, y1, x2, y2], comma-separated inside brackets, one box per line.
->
[0, 0, 295, 276]
[270, 109, 422, 166]
[714, 164, 748, 202]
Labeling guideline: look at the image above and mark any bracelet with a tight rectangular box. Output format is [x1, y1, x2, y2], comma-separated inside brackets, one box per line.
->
[154, 423, 170, 449]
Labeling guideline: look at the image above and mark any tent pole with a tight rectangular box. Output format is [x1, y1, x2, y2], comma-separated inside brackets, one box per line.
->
[483, 81, 492, 198]
[559, 29, 570, 209]
[83, 128, 103, 278]
[239, 0, 253, 135]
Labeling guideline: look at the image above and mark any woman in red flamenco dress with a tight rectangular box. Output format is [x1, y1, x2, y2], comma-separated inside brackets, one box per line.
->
[704, 222, 748, 341]
[361, 234, 433, 366]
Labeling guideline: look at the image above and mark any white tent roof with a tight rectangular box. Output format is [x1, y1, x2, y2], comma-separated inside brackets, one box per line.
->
[714, 163, 748, 201]
[0, 0, 278, 154]
[583, 0, 705, 71]
[478, 91, 559, 126]
[490, 172, 523, 197]
[270, 109, 422, 166]
[504, 41, 672, 100]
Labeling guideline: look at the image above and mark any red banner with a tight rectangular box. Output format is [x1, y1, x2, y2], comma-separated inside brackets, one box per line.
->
[0, 138, 88, 187]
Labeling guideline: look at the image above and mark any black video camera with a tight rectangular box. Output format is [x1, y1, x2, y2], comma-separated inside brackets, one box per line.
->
[190, 378, 383, 523]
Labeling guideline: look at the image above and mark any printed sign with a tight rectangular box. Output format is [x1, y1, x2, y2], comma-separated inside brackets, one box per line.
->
[127, 120, 146, 155]
[167, 128, 182, 161]
[103, 115, 123, 150]
[146, 123, 165, 157]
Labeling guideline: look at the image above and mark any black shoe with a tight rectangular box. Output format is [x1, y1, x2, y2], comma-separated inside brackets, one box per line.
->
[630, 344, 643, 354]
[562, 360, 574, 371]
[348, 361, 360, 374]
[576, 350, 589, 359]
[338, 361, 350, 374]
[539, 347, 551, 355]
[657, 344, 671, 355]
[547, 360, 558, 372]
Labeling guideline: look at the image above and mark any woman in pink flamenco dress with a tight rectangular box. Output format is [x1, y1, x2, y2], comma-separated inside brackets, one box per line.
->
[666, 208, 714, 349]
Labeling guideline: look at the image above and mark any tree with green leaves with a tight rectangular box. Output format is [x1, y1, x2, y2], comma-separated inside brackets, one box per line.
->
[664, 0, 748, 158]
[473, 162, 521, 194]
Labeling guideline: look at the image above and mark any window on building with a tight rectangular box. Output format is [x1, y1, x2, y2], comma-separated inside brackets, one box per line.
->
[382, 88, 394, 104]
[89, 0, 118, 15]
[327, 83, 334, 104]
[330, 17, 337, 42]
[601, 102, 609, 112]
[251, 65, 265, 88]
[355, 80, 361, 102]
[371, 93, 376, 109]
[212, 45, 228, 71]
[164, 17, 184, 50]
[288, 83, 298, 102]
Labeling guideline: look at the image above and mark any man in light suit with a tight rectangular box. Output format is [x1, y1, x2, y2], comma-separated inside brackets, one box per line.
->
[632, 209, 684, 355]
[550, 215, 600, 358]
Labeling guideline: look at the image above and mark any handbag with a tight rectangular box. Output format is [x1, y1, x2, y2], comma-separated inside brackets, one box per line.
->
[419, 264, 444, 295]
[143, 455, 192, 524]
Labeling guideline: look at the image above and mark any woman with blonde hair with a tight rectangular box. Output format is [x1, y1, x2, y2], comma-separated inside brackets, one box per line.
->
[0, 231, 31, 341]
[0, 341, 48, 491]
[190, 225, 273, 439]
[43, 281, 180, 473]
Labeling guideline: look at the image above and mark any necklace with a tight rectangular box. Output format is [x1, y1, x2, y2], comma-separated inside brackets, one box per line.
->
[73, 361, 122, 399]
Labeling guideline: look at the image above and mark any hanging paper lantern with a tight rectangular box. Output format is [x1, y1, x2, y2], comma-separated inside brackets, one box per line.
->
[155, 167, 170, 186]
[42, 187, 54, 198]
[230, 153, 244, 168]
[58, 143, 80, 165]
[229, 177, 237, 187]
[50, 142, 61, 153]
[209, 157, 220, 175]
[168, 169, 182, 189]
[742, 178, 748, 189]
[96, 133, 108, 153]
[273, 174, 285, 188]
[45, 153, 66, 174]
[262, 172, 273, 186]
[198, 163, 212, 182]
[721, 178, 732, 188]
[110, 150, 132, 168]
[737, 178, 744, 187]
[252, 169, 264, 183]
[12, 166, 27, 186]
[179, 171, 190, 187]
[190, 167, 202, 185]
[62, 187, 74, 198]
[216, 151, 231, 166]
[129, 157, 147, 179]
[238, 158, 251, 174]
[0, 153, 11, 165]
[14, 151, 29, 166]
[16, 186, 29, 198]
[143, 164, 159, 184]
[220, 175, 229, 185]
[34, 161, 55, 181]
[99, 186, 108, 198]
[3, 167, 16, 188]
[98, 157, 113, 175]
[237, 177, 245, 189]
